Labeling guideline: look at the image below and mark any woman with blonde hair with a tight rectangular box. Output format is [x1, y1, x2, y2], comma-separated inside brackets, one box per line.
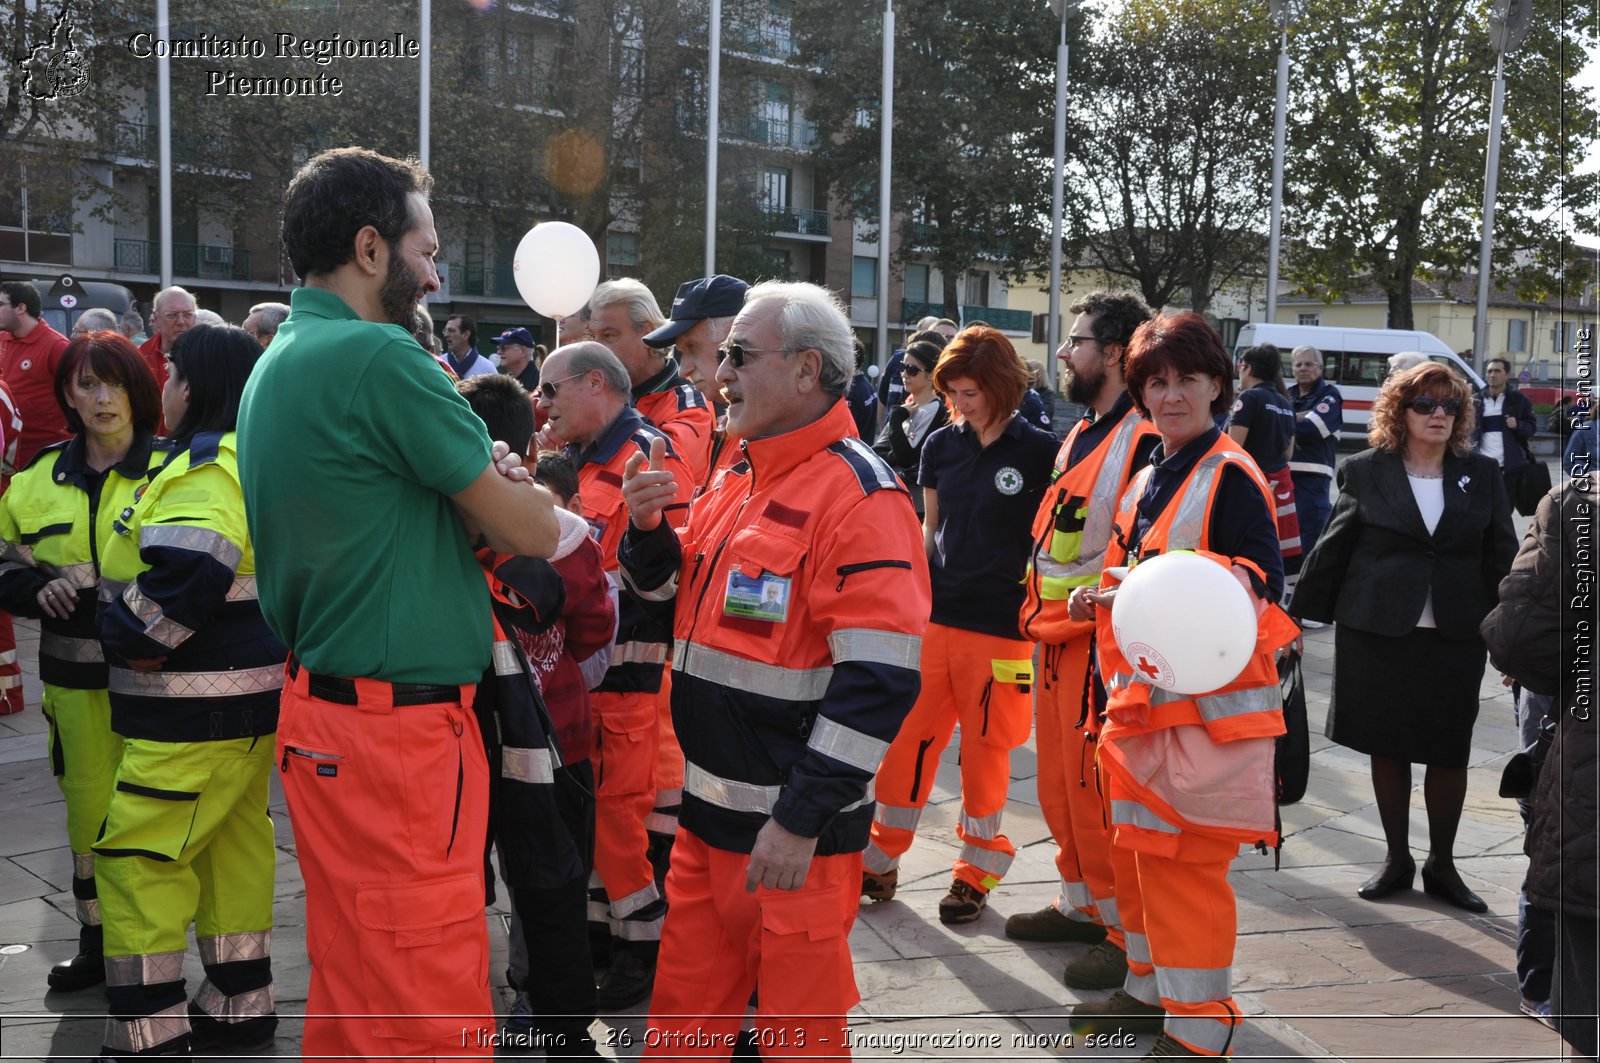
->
[1294, 362, 1516, 912]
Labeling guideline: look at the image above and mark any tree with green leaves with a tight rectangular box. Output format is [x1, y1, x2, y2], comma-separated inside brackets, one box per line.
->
[796, 0, 1063, 317]
[1065, 0, 1276, 315]
[1286, 0, 1595, 329]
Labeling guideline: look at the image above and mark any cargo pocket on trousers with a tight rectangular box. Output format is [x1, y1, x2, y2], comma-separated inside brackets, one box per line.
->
[758, 870, 858, 1011]
[595, 698, 656, 799]
[92, 771, 209, 863]
[355, 872, 488, 1042]
[981, 657, 1036, 749]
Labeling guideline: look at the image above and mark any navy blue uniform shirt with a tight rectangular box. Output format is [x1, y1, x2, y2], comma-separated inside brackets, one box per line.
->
[1129, 427, 1285, 601]
[1229, 382, 1295, 473]
[920, 415, 1059, 638]
[1067, 391, 1161, 470]
[1290, 378, 1342, 479]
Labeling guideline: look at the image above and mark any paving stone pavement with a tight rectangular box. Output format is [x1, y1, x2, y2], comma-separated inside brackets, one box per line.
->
[0, 517, 1574, 1061]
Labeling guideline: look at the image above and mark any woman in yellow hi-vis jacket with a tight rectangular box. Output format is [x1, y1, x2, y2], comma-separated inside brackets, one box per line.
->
[0, 331, 166, 993]
[93, 325, 286, 1059]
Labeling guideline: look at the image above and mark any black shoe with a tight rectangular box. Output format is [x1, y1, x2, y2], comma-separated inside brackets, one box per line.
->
[47, 949, 105, 992]
[188, 1007, 278, 1053]
[1421, 859, 1487, 914]
[1356, 858, 1415, 900]
[596, 948, 655, 1010]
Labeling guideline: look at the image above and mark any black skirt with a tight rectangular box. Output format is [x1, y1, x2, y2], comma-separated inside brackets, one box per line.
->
[1326, 625, 1487, 768]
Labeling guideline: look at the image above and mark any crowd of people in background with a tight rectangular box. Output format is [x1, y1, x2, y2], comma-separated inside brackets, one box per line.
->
[0, 142, 1590, 1063]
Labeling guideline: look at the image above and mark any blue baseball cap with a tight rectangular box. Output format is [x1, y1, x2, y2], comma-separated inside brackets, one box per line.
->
[492, 327, 536, 347]
[643, 275, 749, 348]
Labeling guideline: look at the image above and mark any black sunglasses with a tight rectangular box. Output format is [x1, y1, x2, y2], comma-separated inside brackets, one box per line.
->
[717, 342, 787, 369]
[902, 364, 924, 377]
[1405, 396, 1462, 416]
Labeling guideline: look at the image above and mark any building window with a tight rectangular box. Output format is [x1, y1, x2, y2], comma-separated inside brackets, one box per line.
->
[606, 231, 640, 279]
[852, 256, 877, 298]
[679, 67, 705, 128]
[761, 82, 792, 146]
[761, 168, 790, 212]
[1297, 312, 1321, 327]
[1506, 318, 1527, 353]
[616, 44, 644, 95]
[904, 263, 929, 305]
[963, 270, 989, 308]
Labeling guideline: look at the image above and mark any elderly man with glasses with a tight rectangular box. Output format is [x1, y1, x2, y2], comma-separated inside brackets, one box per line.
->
[138, 286, 198, 389]
[242, 302, 290, 350]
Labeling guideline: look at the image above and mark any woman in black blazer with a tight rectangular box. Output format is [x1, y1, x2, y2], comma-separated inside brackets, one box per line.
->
[1292, 363, 1517, 913]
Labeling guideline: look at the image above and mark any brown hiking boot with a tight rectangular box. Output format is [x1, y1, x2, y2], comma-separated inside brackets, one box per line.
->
[937, 879, 988, 925]
[862, 868, 898, 901]
[1068, 988, 1166, 1034]
[1004, 905, 1109, 944]
[1062, 938, 1129, 990]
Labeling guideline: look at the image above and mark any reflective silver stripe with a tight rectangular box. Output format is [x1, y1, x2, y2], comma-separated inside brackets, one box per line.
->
[835, 436, 899, 490]
[109, 663, 284, 698]
[807, 715, 889, 773]
[1095, 894, 1123, 929]
[57, 560, 98, 590]
[0, 648, 15, 667]
[1305, 410, 1331, 438]
[105, 950, 186, 987]
[959, 808, 1004, 840]
[42, 630, 104, 663]
[193, 980, 275, 1022]
[77, 896, 101, 926]
[492, 639, 521, 677]
[871, 802, 922, 832]
[0, 541, 35, 566]
[958, 843, 1013, 877]
[1061, 878, 1093, 910]
[674, 642, 831, 702]
[73, 852, 96, 879]
[1111, 799, 1181, 834]
[683, 760, 873, 816]
[1046, 414, 1146, 581]
[122, 583, 195, 649]
[99, 576, 128, 604]
[1150, 684, 1278, 722]
[1288, 460, 1334, 478]
[1167, 453, 1230, 551]
[587, 898, 611, 921]
[655, 786, 683, 805]
[1117, 467, 1152, 514]
[1106, 670, 1134, 696]
[1155, 964, 1233, 1004]
[614, 640, 668, 667]
[611, 883, 661, 919]
[102, 1001, 190, 1053]
[140, 524, 243, 572]
[225, 574, 259, 601]
[1125, 931, 1153, 965]
[502, 745, 555, 785]
[643, 810, 679, 834]
[196, 930, 271, 965]
[614, 917, 663, 941]
[862, 842, 897, 875]
[1164, 1015, 1235, 1054]
[1124, 970, 1159, 1004]
[828, 628, 921, 670]
[621, 566, 678, 602]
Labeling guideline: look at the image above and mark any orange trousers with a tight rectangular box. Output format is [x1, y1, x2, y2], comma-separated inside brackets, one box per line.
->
[1035, 636, 1122, 947]
[1109, 822, 1243, 1057]
[0, 611, 22, 714]
[276, 670, 493, 1062]
[591, 689, 663, 927]
[649, 672, 684, 837]
[867, 623, 1032, 892]
[645, 829, 860, 1060]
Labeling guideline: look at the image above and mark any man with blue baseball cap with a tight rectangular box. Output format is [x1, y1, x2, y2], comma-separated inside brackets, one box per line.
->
[493, 326, 541, 392]
[642, 275, 747, 407]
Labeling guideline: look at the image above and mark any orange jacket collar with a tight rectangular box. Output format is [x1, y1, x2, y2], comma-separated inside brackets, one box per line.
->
[740, 397, 856, 483]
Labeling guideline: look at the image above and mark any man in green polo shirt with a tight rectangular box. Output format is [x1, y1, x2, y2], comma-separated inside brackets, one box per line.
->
[237, 147, 558, 1061]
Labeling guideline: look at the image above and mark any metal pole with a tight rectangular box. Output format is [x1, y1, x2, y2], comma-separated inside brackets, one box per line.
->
[1473, 50, 1507, 375]
[157, 0, 172, 288]
[875, 1, 893, 367]
[706, 0, 721, 274]
[420, 0, 431, 168]
[1265, 26, 1288, 324]
[1047, 10, 1067, 371]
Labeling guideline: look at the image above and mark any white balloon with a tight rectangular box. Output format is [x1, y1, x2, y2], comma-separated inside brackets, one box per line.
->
[512, 222, 601, 319]
[1111, 550, 1257, 696]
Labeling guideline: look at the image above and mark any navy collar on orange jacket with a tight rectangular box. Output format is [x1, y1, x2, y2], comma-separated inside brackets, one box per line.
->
[739, 397, 856, 484]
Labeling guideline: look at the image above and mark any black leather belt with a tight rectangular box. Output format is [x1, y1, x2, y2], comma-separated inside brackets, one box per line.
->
[288, 659, 460, 708]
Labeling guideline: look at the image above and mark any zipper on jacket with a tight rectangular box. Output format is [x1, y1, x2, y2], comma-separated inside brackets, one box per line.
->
[834, 559, 913, 592]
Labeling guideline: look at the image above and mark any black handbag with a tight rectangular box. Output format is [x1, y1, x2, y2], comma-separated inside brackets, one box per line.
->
[1516, 449, 1552, 517]
[1276, 648, 1310, 805]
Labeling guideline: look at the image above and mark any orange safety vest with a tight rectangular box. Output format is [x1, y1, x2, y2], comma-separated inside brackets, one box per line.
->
[1094, 433, 1298, 854]
[1020, 406, 1157, 645]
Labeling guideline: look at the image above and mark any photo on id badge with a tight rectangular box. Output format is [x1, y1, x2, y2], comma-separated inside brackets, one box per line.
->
[725, 569, 791, 623]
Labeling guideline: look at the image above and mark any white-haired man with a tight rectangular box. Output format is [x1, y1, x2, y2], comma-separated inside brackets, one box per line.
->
[242, 302, 291, 349]
[619, 281, 929, 1054]
[139, 286, 197, 389]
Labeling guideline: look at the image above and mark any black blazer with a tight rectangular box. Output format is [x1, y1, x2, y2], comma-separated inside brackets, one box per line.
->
[1290, 447, 1517, 640]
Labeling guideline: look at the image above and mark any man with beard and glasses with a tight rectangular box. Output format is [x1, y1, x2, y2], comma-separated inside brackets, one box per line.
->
[237, 147, 560, 1062]
[1010, 292, 1165, 1020]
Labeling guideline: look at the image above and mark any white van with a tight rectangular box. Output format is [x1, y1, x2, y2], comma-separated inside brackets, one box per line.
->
[1232, 324, 1485, 439]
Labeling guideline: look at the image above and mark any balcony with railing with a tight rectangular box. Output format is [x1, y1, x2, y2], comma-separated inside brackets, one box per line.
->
[729, 116, 818, 150]
[901, 300, 1031, 334]
[766, 205, 830, 240]
[114, 239, 254, 281]
[453, 264, 519, 299]
[111, 121, 207, 162]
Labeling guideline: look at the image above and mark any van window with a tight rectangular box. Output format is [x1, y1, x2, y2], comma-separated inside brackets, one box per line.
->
[1428, 355, 1474, 383]
[1339, 351, 1388, 387]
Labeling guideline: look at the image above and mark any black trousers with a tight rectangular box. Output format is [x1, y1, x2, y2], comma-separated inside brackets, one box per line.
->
[1554, 912, 1598, 1061]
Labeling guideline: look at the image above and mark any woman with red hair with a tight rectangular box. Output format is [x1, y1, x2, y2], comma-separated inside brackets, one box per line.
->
[862, 326, 1058, 924]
